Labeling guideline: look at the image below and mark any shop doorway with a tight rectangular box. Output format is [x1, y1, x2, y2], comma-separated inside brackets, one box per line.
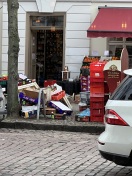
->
[31, 29, 63, 86]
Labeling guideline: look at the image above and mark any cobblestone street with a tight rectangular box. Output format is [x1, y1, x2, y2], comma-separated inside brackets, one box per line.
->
[0, 128, 132, 176]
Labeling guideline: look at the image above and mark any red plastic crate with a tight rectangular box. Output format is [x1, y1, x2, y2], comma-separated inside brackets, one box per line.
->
[90, 61, 107, 71]
[90, 77, 104, 83]
[90, 71, 104, 78]
[90, 86, 104, 94]
[90, 82, 104, 94]
[0, 76, 8, 81]
[51, 90, 65, 101]
[90, 101, 104, 109]
[51, 93, 61, 101]
[90, 82, 104, 87]
[61, 90, 65, 97]
[90, 61, 107, 79]
[44, 80, 56, 87]
[90, 116, 104, 122]
[90, 93, 104, 97]
[90, 108, 104, 116]
[90, 97, 104, 102]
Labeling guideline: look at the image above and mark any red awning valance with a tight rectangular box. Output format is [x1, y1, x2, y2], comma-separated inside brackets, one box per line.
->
[87, 7, 132, 38]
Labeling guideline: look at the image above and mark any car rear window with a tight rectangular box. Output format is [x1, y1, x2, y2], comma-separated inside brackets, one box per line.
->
[110, 75, 132, 100]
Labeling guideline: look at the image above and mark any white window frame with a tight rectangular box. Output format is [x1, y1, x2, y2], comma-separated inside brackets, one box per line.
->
[108, 38, 132, 68]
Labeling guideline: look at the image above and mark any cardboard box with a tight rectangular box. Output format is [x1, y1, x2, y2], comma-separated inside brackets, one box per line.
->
[21, 106, 37, 118]
[49, 101, 72, 115]
[19, 92, 38, 104]
[54, 113, 66, 120]
[24, 89, 39, 99]
[79, 105, 88, 111]
[74, 94, 80, 103]
[46, 107, 56, 115]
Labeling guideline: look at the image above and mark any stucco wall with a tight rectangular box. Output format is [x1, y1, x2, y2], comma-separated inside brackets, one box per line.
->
[0, 2, 2, 75]
[55, 2, 91, 79]
[2, 1, 91, 79]
[2, 0, 131, 79]
[2, 1, 37, 75]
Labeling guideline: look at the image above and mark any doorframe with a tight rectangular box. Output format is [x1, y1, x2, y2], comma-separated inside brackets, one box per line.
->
[25, 12, 32, 78]
[25, 12, 66, 80]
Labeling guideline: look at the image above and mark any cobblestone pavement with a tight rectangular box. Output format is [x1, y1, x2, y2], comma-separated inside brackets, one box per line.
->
[0, 129, 132, 176]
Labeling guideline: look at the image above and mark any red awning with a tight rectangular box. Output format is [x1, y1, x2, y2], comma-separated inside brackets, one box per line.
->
[87, 7, 132, 38]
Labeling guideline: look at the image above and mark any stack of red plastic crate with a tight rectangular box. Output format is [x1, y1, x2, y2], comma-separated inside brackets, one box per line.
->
[90, 61, 107, 122]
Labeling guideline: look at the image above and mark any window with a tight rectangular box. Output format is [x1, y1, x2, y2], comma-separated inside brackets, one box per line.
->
[108, 38, 132, 68]
[32, 16, 63, 27]
[109, 38, 123, 42]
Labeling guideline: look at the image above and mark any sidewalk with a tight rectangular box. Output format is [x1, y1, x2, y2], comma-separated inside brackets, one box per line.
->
[0, 101, 105, 134]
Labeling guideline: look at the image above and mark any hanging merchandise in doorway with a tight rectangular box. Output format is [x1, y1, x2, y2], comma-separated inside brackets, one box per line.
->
[36, 30, 63, 86]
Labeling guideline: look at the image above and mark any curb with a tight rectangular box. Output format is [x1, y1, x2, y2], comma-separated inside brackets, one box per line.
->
[0, 121, 105, 134]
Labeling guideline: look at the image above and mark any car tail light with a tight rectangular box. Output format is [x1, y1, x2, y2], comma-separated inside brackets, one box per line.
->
[98, 141, 105, 145]
[105, 109, 129, 126]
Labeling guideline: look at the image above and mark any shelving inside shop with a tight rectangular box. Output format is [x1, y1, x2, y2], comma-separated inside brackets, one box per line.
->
[36, 31, 45, 84]
[36, 30, 63, 84]
[45, 30, 63, 80]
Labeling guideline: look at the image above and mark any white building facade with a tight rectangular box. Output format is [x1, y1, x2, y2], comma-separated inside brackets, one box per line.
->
[0, 0, 132, 83]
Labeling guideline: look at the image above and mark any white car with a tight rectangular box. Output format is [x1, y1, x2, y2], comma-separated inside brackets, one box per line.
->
[98, 69, 132, 166]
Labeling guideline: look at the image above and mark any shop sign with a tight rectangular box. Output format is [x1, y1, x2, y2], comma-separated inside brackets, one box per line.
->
[103, 60, 121, 94]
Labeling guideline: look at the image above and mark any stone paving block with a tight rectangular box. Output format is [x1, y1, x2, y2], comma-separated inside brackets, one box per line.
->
[0, 129, 131, 175]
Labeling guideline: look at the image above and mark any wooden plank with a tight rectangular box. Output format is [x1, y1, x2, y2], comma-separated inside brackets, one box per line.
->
[37, 88, 46, 120]
[63, 95, 72, 110]
[18, 82, 39, 91]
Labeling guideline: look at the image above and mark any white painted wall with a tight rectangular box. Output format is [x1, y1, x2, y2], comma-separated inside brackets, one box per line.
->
[2, 1, 37, 75]
[2, 0, 131, 80]
[36, 0, 56, 12]
[55, 2, 91, 79]
[0, 2, 2, 75]
[2, 1, 91, 79]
